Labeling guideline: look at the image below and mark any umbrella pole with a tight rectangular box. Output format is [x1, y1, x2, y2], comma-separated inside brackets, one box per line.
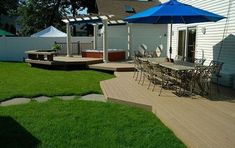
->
[170, 23, 173, 59]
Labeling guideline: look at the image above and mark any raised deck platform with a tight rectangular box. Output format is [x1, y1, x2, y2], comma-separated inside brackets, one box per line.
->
[101, 72, 235, 148]
[89, 62, 135, 72]
[25, 56, 103, 68]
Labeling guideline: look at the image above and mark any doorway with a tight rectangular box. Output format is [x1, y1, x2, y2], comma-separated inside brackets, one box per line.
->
[177, 27, 197, 62]
[187, 27, 196, 62]
[177, 30, 186, 56]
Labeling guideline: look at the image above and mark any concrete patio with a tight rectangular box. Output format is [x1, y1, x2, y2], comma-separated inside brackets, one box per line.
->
[101, 71, 235, 148]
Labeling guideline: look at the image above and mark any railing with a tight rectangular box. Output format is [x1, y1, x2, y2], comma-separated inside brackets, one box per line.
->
[55, 41, 93, 55]
[79, 42, 93, 51]
[55, 41, 80, 55]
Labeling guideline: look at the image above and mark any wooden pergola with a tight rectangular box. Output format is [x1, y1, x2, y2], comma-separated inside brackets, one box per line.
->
[61, 14, 132, 62]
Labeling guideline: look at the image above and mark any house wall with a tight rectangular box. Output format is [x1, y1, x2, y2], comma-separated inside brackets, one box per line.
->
[162, 0, 235, 74]
[0, 37, 93, 61]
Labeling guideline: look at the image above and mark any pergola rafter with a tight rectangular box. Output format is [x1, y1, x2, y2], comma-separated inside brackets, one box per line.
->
[62, 14, 126, 25]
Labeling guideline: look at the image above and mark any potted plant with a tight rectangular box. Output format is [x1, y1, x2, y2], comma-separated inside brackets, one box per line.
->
[51, 43, 61, 52]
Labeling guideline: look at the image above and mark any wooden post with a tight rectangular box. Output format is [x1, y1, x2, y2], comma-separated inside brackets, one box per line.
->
[93, 24, 98, 50]
[169, 23, 173, 59]
[66, 23, 72, 57]
[102, 20, 108, 63]
[127, 23, 133, 59]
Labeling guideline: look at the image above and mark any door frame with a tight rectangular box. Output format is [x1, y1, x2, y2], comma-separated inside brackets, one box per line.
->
[176, 25, 198, 59]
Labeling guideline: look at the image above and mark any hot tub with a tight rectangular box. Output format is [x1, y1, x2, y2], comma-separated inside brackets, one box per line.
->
[82, 49, 126, 62]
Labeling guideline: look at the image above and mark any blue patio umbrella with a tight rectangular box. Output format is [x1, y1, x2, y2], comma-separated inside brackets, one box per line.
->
[124, 0, 225, 59]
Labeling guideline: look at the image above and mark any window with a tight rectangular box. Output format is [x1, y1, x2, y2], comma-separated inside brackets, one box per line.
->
[124, 5, 136, 13]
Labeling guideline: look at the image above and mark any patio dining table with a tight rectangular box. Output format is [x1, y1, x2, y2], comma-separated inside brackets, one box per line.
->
[141, 57, 197, 71]
[159, 62, 196, 71]
[140, 57, 207, 96]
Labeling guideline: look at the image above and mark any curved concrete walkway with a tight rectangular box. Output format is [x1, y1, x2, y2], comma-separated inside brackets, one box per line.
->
[0, 94, 106, 106]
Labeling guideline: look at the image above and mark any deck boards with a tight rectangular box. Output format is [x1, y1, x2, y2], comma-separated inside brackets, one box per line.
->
[89, 62, 135, 72]
[25, 56, 103, 66]
[101, 72, 235, 148]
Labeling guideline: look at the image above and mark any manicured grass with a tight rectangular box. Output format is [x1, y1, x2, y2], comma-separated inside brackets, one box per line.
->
[0, 99, 185, 147]
[0, 62, 113, 101]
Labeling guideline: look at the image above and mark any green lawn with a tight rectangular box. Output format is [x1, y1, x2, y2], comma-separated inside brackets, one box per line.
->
[0, 99, 185, 147]
[0, 62, 113, 101]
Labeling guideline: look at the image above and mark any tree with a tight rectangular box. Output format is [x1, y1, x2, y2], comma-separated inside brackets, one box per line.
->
[17, 0, 97, 36]
[17, 0, 64, 36]
[0, 0, 18, 15]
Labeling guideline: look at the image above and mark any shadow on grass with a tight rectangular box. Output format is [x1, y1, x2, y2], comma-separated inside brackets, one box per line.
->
[0, 116, 40, 148]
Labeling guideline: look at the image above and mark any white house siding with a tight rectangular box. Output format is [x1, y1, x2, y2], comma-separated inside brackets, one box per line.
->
[162, 0, 235, 74]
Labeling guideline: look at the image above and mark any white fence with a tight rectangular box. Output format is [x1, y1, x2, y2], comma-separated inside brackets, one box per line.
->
[0, 24, 168, 61]
[0, 37, 94, 61]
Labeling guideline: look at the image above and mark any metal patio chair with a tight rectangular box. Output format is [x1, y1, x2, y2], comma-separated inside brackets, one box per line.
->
[158, 66, 178, 96]
[133, 57, 142, 80]
[198, 66, 215, 96]
[174, 55, 184, 62]
[209, 60, 224, 92]
[149, 63, 162, 92]
[137, 60, 149, 84]
[133, 56, 139, 78]
[194, 58, 206, 65]
[141, 61, 152, 86]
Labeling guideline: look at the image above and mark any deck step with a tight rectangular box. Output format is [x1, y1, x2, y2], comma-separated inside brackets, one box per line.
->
[89, 63, 135, 72]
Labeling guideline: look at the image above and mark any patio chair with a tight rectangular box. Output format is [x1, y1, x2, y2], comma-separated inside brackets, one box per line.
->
[133, 57, 142, 80]
[141, 61, 152, 86]
[209, 60, 224, 92]
[137, 60, 149, 84]
[149, 63, 162, 91]
[133, 56, 139, 78]
[134, 50, 142, 58]
[158, 66, 178, 96]
[155, 45, 162, 57]
[194, 58, 206, 65]
[176, 70, 193, 96]
[145, 50, 156, 58]
[137, 44, 147, 57]
[174, 55, 184, 62]
[197, 66, 215, 96]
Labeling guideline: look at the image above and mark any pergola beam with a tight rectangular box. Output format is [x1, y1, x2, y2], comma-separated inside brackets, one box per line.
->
[62, 14, 126, 62]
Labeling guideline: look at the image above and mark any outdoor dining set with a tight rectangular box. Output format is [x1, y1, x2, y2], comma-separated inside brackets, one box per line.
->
[133, 50, 224, 97]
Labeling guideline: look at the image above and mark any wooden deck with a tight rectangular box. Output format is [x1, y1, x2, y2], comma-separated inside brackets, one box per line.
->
[101, 72, 235, 148]
[89, 62, 135, 72]
[26, 56, 103, 67]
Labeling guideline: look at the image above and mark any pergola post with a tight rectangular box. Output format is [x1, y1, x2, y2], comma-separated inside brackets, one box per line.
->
[102, 20, 108, 63]
[127, 23, 133, 59]
[93, 24, 98, 50]
[66, 23, 72, 57]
